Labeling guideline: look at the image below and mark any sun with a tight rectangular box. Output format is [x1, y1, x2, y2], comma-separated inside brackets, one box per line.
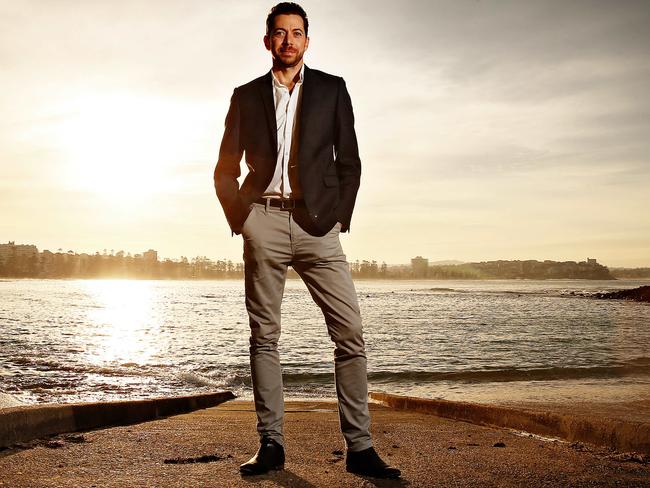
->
[55, 92, 196, 206]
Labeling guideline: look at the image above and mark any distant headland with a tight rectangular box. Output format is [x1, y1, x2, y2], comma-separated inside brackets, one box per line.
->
[1, 241, 648, 280]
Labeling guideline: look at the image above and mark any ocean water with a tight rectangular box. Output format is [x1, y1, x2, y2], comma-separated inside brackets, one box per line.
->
[1, 278, 649, 409]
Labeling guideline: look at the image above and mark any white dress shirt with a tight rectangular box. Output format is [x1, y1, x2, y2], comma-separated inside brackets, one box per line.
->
[262, 64, 305, 198]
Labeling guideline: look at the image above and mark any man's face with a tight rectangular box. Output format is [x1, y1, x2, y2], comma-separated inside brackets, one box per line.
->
[264, 13, 309, 68]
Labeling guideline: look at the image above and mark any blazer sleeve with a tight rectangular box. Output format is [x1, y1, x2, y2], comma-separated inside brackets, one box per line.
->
[214, 88, 247, 235]
[334, 78, 361, 233]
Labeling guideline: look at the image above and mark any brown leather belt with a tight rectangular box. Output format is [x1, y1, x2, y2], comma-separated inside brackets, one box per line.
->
[255, 197, 305, 210]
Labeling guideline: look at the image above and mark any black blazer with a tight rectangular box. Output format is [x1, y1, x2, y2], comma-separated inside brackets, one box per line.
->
[213, 65, 361, 236]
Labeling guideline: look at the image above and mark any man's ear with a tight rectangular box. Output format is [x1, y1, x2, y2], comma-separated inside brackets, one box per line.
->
[263, 35, 270, 51]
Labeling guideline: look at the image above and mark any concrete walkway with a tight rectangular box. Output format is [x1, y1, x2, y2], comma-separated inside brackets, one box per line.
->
[1, 400, 649, 487]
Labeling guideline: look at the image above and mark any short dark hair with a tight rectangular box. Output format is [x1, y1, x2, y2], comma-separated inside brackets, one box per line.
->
[266, 2, 309, 36]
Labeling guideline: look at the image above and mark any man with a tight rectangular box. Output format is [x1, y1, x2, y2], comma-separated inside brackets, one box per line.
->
[213, 2, 400, 479]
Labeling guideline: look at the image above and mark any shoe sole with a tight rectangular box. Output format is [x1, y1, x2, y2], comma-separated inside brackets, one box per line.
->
[240, 465, 285, 476]
[346, 467, 401, 479]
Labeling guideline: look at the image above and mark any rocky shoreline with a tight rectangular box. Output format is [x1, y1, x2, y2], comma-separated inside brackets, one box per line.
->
[594, 286, 650, 303]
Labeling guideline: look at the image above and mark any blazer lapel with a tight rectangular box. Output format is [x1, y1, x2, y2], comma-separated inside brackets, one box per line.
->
[259, 71, 277, 153]
[299, 65, 314, 145]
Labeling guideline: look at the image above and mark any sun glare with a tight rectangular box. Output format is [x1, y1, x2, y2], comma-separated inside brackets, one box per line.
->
[83, 279, 161, 365]
[56, 93, 198, 206]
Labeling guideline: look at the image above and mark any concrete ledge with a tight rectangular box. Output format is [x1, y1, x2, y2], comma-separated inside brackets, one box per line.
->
[369, 391, 650, 455]
[0, 391, 235, 449]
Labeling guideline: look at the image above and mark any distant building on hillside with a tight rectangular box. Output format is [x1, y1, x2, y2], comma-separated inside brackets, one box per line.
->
[411, 256, 429, 278]
[143, 249, 158, 262]
[0, 241, 39, 264]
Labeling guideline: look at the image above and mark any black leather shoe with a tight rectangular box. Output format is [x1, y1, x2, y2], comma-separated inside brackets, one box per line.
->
[346, 446, 401, 479]
[239, 437, 285, 476]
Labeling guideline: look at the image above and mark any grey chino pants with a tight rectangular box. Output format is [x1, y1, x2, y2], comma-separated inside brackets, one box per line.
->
[241, 201, 372, 452]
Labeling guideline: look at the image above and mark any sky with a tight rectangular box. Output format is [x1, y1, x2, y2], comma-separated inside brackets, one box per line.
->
[1, 0, 649, 267]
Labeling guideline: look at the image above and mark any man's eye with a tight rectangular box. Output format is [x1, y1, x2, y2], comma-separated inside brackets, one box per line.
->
[294, 32, 302, 37]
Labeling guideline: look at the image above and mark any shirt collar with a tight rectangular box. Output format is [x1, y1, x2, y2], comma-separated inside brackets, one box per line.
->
[271, 64, 305, 89]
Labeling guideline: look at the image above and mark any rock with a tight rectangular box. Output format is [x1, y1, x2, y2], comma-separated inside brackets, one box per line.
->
[44, 440, 64, 449]
[608, 452, 648, 464]
[569, 442, 591, 452]
[594, 286, 650, 303]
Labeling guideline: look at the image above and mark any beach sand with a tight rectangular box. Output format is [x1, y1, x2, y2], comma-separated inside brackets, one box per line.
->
[1, 400, 649, 487]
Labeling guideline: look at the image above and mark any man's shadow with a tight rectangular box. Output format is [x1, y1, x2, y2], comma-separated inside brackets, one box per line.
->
[241, 469, 411, 487]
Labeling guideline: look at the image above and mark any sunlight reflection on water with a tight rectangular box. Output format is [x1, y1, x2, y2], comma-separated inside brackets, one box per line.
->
[81, 280, 162, 366]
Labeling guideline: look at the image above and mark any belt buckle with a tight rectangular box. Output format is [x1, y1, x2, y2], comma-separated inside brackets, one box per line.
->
[280, 198, 295, 210]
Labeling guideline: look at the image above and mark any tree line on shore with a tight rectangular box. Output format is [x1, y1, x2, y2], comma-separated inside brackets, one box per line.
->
[1, 246, 646, 280]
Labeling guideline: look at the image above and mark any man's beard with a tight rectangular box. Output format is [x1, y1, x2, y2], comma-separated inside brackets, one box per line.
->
[275, 50, 303, 68]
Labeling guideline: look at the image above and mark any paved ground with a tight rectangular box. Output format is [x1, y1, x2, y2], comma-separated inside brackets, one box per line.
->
[1, 401, 648, 487]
